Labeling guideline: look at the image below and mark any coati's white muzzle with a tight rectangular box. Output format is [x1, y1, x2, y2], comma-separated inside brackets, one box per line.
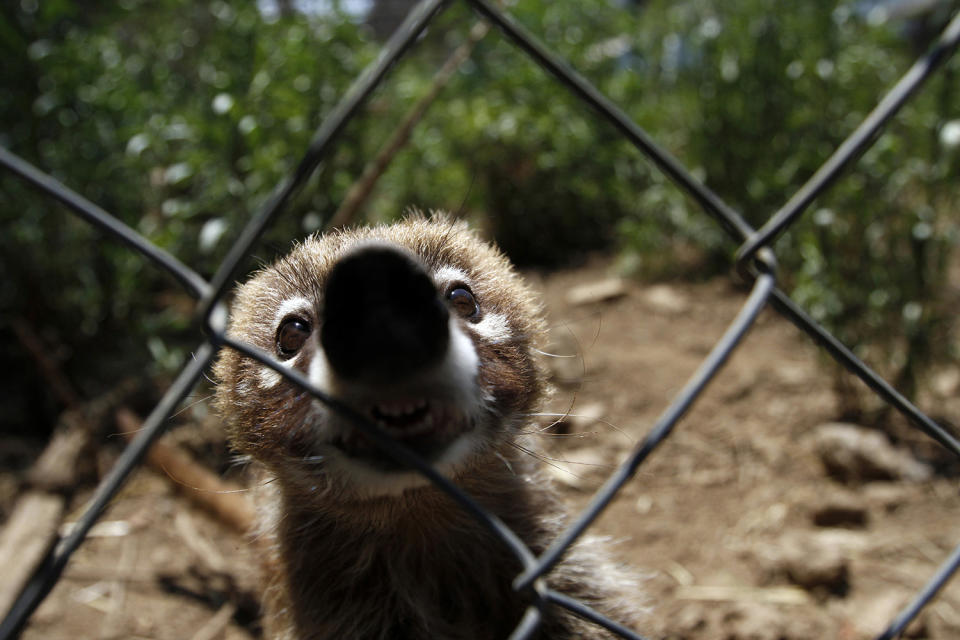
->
[302, 243, 489, 495]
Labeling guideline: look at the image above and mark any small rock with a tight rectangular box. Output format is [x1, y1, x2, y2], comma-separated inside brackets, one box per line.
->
[721, 602, 787, 640]
[642, 283, 690, 315]
[785, 552, 848, 595]
[565, 278, 628, 306]
[810, 528, 872, 554]
[810, 422, 932, 484]
[760, 532, 850, 595]
[635, 494, 654, 515]
[772, 362, 810, 387]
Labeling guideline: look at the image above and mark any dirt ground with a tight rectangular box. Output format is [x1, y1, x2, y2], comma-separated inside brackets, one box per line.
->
[5, 259, 960, 640]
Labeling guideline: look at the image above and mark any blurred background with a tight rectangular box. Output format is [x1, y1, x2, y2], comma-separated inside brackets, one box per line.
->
[3, 2, 960, 638]
[2, 0, 959, 439]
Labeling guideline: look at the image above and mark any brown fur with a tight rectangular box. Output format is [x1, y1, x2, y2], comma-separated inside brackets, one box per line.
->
[214, 214, 644, 639]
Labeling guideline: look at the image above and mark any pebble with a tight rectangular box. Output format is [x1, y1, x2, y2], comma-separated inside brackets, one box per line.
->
[810, 422, 932, 483]
[758, 531, 850, 595]
[643, 283, 690, 315]
[565, 277, 628, 306]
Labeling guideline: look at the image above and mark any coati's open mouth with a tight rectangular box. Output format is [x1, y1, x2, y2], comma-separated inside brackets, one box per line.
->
[330, 399, 472, 470]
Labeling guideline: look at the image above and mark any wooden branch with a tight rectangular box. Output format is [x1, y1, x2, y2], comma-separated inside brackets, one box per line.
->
[0, 491, 65, 618]
[27, 378, 144, 492]
[115, 408, 255, 534]
[0, 381, 145, 618]
[26, 421, 89, 491]
[190, 601, 238, 640]
[327, 20, 490, 230]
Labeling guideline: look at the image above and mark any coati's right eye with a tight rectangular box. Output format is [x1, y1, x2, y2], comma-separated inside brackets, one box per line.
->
[447, 287, 479, 319]
[277, 317, 311, 357]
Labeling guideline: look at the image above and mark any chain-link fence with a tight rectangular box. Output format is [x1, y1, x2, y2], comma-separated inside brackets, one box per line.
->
[2, 1, 960, 638]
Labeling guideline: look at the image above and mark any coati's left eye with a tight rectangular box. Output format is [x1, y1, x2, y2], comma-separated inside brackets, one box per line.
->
[447, 287, 479, 319]
[277, 317, 311, 357]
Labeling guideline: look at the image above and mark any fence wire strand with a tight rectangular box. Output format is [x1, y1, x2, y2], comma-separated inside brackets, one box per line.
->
[0, 342, 216, 639]
[200, 0, 451, 320]
[736, 9, 960, 266]
[2, 1, 959, 638]
[0, 146, 210, 299]
[515, 271, 777, 592]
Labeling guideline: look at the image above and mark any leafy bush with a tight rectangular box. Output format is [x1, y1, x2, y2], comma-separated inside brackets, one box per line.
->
[2, 0, 959, 433]
[610, 0, 960, 412]
[1, 0, 379, 430]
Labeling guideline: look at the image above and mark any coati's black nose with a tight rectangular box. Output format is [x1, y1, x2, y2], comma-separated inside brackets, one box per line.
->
[321, 244, 450, 382]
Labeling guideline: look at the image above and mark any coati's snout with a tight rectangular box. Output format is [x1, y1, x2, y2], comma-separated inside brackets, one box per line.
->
[321, 244, 450, 384]
[313, 243, 485, 480]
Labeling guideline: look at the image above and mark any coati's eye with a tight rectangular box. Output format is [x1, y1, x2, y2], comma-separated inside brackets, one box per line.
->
[447, 286, 479, 319]
[277, 317, 311, 357]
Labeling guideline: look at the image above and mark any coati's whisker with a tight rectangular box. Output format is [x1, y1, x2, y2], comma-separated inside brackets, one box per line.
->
[525, 412, 634, 443]
[515, 430, 600, 438]
[509, 440, 615, 471]
[506, 441, 588, 481]
[588, 312, 604, 349]
[545, 309, 605, 332]
[551, 318, 590, 389]
[530, 389, 580, 434]
[454, 172, 477, 219]
[533, 348, 578, 358]
[494, 451, 516, 475]
[171, 393, 215, 417]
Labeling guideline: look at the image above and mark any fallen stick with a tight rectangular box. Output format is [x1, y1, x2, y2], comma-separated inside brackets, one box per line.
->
[27, 378, 144, 492]
[675, 584, 812, 605]
[0, 491, 65, 618]
[190, 601, 238, 640]
[115, 408, 255, 534]
[327, 20, 490, 229]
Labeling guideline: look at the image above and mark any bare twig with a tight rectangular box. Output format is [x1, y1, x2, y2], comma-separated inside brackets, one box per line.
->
[27, 379, 143, 492]
[327, 20, 490, 229]
[115, 408, 255, 533]
[189, 601, 238, 640]
[0, 492, 65, 617]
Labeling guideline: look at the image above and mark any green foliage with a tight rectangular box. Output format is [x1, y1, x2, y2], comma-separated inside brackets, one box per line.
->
[608, 0, 960, 407]
[363, 0, 657, 265]
[1, 0, 378, 417]
[2, 0, 959, 430]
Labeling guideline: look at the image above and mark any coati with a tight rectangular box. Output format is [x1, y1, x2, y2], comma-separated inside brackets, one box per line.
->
[213, 214, 642, 639]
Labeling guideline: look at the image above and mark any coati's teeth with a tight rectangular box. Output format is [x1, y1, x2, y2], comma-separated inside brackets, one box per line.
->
[328, 403, 470, 461]
[373, 399, 428, 417]
[374, 414, 435, 438]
